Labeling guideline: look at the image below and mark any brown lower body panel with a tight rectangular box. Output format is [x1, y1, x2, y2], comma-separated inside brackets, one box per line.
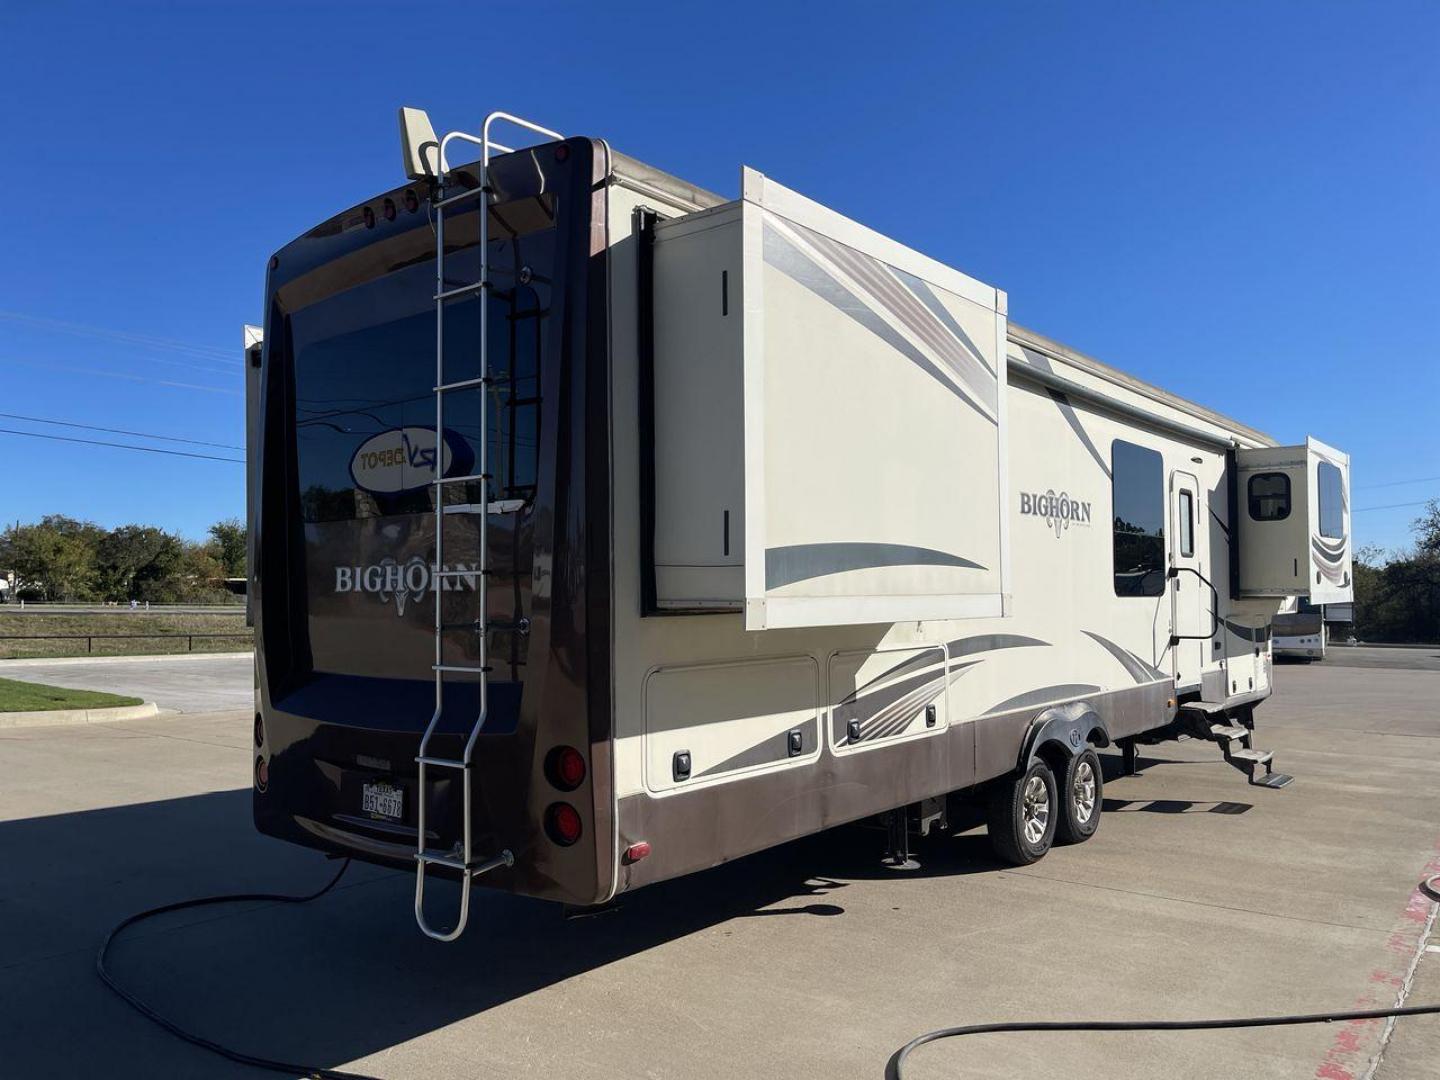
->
[615, 679, 1175, 893]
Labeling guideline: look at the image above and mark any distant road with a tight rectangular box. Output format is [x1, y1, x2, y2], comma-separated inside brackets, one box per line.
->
[0, 604, 246, 616]
[1293, 645, 1440, 672]
[0, 652, 252, 713]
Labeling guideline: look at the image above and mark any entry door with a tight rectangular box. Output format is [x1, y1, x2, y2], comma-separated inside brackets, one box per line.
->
[1169, 472, 1205, 687]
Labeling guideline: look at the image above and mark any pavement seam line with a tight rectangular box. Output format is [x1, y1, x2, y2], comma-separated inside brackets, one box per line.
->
[1357, 883, 1440, 1080]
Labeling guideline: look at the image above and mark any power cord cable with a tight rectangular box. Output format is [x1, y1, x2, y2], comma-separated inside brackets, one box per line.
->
[96, 858, 383, 1080]
[888, 873, 1440, 1078]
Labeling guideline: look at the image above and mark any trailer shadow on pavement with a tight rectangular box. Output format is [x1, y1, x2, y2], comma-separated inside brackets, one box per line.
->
[2, 782, 1054, 1079]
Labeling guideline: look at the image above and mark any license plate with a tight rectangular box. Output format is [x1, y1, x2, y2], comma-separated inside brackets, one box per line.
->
[362, 781, 404, 821]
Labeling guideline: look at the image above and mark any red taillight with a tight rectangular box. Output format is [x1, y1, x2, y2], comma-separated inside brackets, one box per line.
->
[545, 746, 586, 791]
[545, 802, 583, 846]
[382, 197, 397, 222]
[254, 756, 269, 792]
[554, 143, 570, 162]
[253, 713, 264, 748]
[403, 188, 419, 213]
[623, 841, 651, 864]
[362, 206, 376, 229]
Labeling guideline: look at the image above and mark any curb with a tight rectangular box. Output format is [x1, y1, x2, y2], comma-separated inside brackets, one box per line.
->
[0, 701, 160, 729]
[0, 651, 253, 669]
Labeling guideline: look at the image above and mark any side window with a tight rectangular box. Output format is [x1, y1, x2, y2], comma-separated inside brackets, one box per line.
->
[1317, 461, 1344, 539]
[1178, 489, 1194, 558]
[1248, 472, 1291, 522]
[1112, 440, 1165, 597]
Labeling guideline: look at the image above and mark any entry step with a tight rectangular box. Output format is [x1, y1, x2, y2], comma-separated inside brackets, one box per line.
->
[1228, 747, 1273, 766]
[1253, 772, 1295, 789]
[1209, 723, 1248, 741]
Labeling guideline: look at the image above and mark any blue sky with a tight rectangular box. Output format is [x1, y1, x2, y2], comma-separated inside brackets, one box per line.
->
[1, 1, 1435, 550]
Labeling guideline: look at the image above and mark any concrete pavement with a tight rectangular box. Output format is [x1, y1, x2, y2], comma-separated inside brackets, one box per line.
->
[2, 660, 1440, 1078]
[1321, 645, 1440, 671]
[0, 652, 253, 714]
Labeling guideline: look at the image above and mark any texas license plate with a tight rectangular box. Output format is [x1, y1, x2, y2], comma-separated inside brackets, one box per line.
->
[362, 781, 404, 821]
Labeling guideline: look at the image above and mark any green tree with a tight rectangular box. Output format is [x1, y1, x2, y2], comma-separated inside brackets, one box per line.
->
[0, 516, 101, 600]
[95, 525, 185, 602]
[207, 518, 247, 578]
[1350, 502, 1440, 643]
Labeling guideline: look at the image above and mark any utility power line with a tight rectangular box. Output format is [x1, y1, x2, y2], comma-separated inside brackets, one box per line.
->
[0, 357, 242, 396]
[1356, 474, 1440, 491]
[0, 311, 238, 364]
[1353, 501, 1434, 512]
[0, 426, 243, 463]
[0, 412, 243, 451]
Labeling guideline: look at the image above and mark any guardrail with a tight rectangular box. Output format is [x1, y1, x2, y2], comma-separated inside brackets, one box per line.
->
[0, 633, 253, 655]
[0, 603, 246, 615]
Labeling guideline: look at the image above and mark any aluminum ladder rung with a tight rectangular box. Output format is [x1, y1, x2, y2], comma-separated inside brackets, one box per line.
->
[432, 568, 489, 580]
[433, 664, 493, 674]
[415, 756, 468, 769]
[435, 280, 491, 303]
[434, 376, 493, 393]
[442, 499, 526, 516]
[432, 184, 493, 210]
[440, 618, 529, 634]
[417, 849, 515, 875]
[435, 471, 493, 485]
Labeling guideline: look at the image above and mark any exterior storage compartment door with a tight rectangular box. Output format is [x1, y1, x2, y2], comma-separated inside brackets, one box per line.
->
[1236, 437, 1351, 602]
[650, 168, 1011, 630]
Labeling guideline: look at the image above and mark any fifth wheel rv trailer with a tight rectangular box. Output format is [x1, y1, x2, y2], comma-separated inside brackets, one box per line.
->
[247, 110, 1354, 940]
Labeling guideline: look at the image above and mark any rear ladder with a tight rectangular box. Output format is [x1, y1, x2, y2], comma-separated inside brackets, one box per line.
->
[414, 111, 563, 942]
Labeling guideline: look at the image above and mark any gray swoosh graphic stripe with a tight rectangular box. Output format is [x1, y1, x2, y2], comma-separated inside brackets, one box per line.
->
[695, 717, 818, 779]
[862, 681, 944, 741]
[1082, 630, 1165, 683]
[836, 660, 982, 742]
[861, 664, 979, 742]
[1047, 390, 1112, 479]
[1312, 536, 1346, 561]
[891, 267, 995, 375]
[862, 634, 1049, 693]
[983, 684, 1102, 716]
[767, 541, 986, 591]
[785, 222, 998, 414]
[762, 223, 996, 423]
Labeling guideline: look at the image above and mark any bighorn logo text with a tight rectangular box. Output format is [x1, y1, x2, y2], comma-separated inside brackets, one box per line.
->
[1020, 490, 1092, 538]
[334, 556, 480, 616]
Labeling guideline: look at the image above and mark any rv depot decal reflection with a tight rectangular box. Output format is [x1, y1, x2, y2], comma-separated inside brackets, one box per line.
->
[1020, 490, 1092, 538]
[334, 557, 480, 616]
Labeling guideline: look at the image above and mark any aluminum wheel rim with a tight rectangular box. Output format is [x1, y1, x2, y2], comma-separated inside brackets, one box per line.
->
[1072, 760, 1096, 825]
[1022, 774, 1050, 845]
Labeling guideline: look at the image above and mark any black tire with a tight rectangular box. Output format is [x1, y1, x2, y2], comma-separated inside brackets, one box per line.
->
[1056, 748, 1103, 845]
[986, 760, 1057, 865]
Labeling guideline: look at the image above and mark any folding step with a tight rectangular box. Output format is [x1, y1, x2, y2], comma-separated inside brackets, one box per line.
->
[1253, 772, 1295, 789]
[1181, 699, 1229, 715]
[1209, 723, 1248, 742]
[1228, 747, 1272, 767]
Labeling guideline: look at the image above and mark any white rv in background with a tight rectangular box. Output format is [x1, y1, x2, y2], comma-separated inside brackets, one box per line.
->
[1273, 597, 1327, 660]
[249, 111, 1355, 940]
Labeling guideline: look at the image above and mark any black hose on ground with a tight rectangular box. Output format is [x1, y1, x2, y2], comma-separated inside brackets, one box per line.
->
[96, 858, 383, 1080]
[888, 873, 1440, 1078]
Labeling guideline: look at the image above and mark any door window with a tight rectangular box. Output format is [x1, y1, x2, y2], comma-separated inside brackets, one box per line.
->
[1178, 489, 1194, 558]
